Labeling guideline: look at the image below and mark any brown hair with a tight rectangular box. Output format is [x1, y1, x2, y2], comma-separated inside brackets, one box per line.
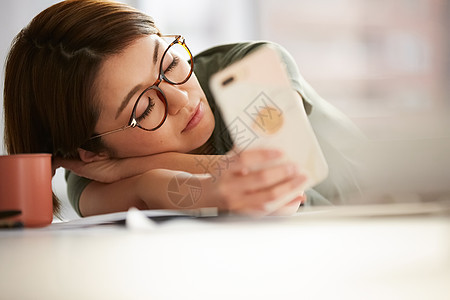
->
[3, 0, 160, 213]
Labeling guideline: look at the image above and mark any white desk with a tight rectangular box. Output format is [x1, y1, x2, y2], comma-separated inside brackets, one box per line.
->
[1, 205, 449, 300]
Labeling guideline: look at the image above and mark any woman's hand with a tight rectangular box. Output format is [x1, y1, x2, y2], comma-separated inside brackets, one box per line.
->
[53, 157, 127, 183]
[206, 148, 307, 216]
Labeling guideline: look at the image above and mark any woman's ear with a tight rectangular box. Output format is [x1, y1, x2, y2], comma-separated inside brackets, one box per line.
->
[77, 148, 110, 163]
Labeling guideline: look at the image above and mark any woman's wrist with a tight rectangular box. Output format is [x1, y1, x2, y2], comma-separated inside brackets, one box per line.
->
[114, 152, 227, 179]
[199, 174, 226, 211]
[135, 169, 220, 211]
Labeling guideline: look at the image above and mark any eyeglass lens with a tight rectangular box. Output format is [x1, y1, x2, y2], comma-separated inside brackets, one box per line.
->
[134, 40, 192, 130]
[133, 87, 166, 130]
[161, 42, 192, 84]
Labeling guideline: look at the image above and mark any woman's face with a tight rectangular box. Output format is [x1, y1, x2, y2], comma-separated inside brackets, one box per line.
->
[93, 35, 215, 158]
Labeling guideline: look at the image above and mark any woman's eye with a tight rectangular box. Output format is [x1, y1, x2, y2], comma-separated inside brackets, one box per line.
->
[136, 96, 155, 121]
[164, 56, 179, 73]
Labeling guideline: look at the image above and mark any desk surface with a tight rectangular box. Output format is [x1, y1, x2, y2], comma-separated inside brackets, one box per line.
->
[1, 205, 450, 300]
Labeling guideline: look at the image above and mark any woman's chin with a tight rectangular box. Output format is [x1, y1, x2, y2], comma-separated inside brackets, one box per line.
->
[187, 120, 215, 154]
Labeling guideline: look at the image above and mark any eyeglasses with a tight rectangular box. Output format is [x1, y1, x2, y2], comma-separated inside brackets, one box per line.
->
[89, 35, 194, 140]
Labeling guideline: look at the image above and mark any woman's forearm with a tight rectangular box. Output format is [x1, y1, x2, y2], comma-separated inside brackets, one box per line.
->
[133, 152, 229, 175]
[79, 175, 149, 216]
[112, 152, 229, 182]
[135, 169, 220, 210]
[58, 152, 228, 184]
[79, 168, 219, 216]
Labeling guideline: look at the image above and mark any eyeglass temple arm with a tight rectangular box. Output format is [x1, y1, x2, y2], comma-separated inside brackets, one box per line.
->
[161, 34, 185, 44]
[89, 121, 136, 140]
[161, 34, 181, 38]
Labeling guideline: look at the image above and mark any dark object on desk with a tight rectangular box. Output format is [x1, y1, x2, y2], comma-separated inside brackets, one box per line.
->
[0, 210, 22, 219]
[0, 210, 24, 228]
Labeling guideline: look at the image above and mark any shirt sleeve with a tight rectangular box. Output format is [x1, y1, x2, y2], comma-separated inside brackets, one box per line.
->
[65, 170, 91, 217]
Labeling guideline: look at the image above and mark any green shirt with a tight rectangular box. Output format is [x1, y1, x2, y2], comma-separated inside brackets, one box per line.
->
[67, 41, 364, 216]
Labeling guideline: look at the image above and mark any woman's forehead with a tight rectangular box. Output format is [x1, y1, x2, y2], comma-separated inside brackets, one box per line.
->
[95, 35, 162, 114]
[99, 34, 161, 79]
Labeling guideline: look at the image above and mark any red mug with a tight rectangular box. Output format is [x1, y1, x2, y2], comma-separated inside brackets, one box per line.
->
[0, 154, 53, 227]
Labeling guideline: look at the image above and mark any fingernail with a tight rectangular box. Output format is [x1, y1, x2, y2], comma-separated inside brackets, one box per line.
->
[296, 175, 307, 185]
[267, 149, 282, 158]
[240, 167, 249, 176]
[287, 164, 298, 175]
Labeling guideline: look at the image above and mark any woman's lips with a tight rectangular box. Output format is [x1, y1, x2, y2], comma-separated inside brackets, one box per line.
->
[182, 101, 204, 133]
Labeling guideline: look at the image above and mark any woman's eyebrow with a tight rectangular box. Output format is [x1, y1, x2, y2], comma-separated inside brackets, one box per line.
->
[115, 84, 143, 120]
[153, 40, 160, 65]
[115, 39, 161, 120]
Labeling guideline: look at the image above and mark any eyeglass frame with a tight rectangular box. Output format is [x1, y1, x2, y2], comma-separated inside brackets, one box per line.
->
[89, 34, 194, 140]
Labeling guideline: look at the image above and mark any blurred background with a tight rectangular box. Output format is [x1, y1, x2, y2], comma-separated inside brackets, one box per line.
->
[1, 0, 449, 218]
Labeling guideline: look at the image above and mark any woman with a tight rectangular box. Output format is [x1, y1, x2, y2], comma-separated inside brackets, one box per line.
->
[4, 0, 364, 217]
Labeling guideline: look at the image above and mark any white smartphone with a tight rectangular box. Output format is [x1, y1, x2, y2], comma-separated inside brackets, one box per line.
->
[209, 45, 328, 204]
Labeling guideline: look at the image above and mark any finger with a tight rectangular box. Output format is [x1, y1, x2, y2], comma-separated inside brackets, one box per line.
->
[261, 175, 306, 213]
[299, 191, 307, 204]
[285, 193, 307, 205]
[269, 193, 306, 216]
[230, 162, 300, 193]
[262, 181, 307, 214]
[53, 157, 83, 169]
[51, 157, 62, 176]
[269, 202, 300, 216]
[52, 157, 77, 177]
[55, 158, 85, 171]
[227, 148, 283, 174]
[229, 175, 306, 213]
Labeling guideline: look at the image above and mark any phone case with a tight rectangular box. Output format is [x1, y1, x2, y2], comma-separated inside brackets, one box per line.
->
[209, 45, 328, 207]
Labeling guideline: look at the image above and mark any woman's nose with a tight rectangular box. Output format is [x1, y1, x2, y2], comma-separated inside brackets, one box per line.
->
[161, 82, 189, 115]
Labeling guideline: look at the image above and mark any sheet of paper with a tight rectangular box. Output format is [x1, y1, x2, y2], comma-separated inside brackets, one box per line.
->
[47, 207, 218, 230]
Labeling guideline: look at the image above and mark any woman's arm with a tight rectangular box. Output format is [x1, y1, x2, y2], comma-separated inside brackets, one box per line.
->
[56, 152, 230, 183]
[79, 149, 306, 217]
